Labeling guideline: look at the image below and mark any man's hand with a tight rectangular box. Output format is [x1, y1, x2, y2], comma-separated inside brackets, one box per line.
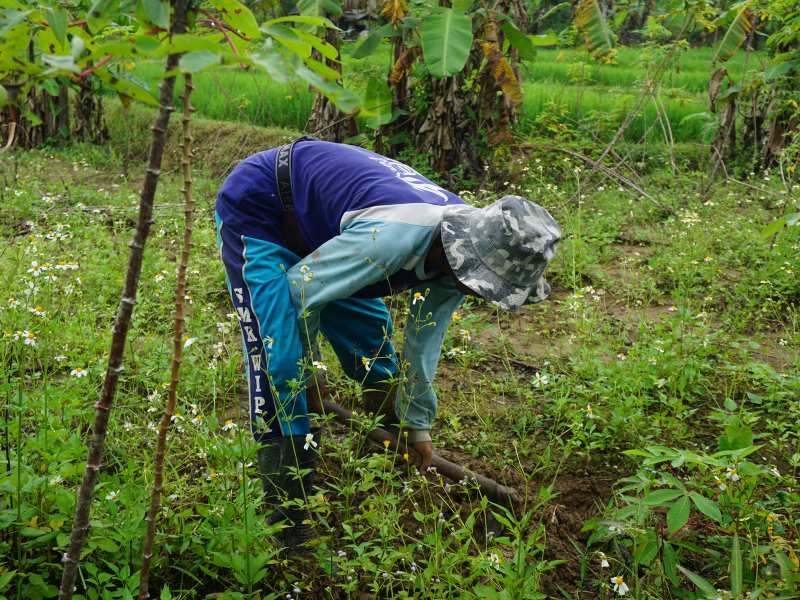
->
[412, 440, 434, 472]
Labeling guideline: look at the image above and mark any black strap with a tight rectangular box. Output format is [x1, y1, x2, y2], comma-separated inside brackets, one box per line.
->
[275, 135, 318, 213]
[275, 135, 317, 256]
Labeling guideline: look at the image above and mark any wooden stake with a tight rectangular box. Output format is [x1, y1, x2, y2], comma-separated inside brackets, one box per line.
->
[138, 73, 195, 600]
[57, 3, 190, 598]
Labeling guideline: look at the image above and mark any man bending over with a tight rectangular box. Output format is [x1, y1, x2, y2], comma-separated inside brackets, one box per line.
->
[215, 138, 561, 549]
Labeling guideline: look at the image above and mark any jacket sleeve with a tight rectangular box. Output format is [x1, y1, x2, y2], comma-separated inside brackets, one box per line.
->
[285, 218, 434, 352]
[395, 276, 464, 442]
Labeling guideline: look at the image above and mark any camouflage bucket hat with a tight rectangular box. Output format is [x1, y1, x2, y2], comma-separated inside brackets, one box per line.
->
[441, 196, 561, 311]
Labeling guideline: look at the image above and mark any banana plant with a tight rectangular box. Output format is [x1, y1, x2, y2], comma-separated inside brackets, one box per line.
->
[575, 0, 614, 61]
[342, 0, 614, 176]
[712, 1, 755, 65]
[705, 0, 800, 171]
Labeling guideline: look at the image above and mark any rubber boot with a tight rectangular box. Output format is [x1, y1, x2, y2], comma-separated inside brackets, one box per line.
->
[257, 427, 320, 551]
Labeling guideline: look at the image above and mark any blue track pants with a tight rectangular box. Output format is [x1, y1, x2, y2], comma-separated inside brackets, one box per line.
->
[215, 213, 399, 441]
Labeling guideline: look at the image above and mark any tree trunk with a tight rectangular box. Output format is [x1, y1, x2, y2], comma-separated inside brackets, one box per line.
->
[73, 79, 108, 143]
[409, 0, 527, 180]
[414, 73, 480, 175]
[305, 25, 357, 141]
[56, 82, 70, 138]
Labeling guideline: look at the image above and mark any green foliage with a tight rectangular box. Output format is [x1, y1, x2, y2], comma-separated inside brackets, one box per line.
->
[706, 0, 800, 168]
[712, 2, 754, 64]
[586, 414, 798, 597]
[419, 7, 473, 77]
[500, 21, 536, 61]
[1, 125, 799, 597]
[574, 0, 614, 61]
[0, 0, 357, 144]
[763, 212, 800, 239]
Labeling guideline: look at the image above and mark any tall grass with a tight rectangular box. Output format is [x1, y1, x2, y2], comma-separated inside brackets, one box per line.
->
[527, 46, 763, 93]
[518, 81, 708, 142]
[132, 62, 315, 131]
[128, 43, 763, 144]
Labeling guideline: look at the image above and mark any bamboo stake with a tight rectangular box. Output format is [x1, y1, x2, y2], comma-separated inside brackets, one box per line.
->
[138, 73, 195, 600]
[321, 398, 521, 506]
[57, 3, 190, 598]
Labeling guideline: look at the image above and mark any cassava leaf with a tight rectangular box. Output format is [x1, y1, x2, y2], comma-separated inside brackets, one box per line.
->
[666, 495, 690, 535]
[303, 55, 341, 82]
[45, 8, 68, 47]
[689, 492, 722, 523]
[351, 23, 394, 59]
[87, 0, 117, 33]
[156, 34, 227, 55]
[295, 28, 338, 61]
[141, 0, 170, 30]
[362, 78, 393, 129]
[179, 51, 220, 73]
[95, 69, 158, 106]
[211, 0, 260, 38]
[262, 24, 312, 58]
[262, 15, 336, 30]
[298, 0, 342, 18]
[0, 8, 29, 37]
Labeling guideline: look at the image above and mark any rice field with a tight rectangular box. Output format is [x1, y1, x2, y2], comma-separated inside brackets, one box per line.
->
[128, 43, 762, 144]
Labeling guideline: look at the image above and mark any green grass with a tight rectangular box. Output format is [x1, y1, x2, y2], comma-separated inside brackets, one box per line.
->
[517, 80, 708, 142]
[126, 44, 764, 144]
[131, 61, 316, 132]
[1, 131, 798, 597]
[526, 46, 763, 93]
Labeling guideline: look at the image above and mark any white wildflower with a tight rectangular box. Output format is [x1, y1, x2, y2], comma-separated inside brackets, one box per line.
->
[303, 433, 318, 450]
[611, 575, 629, 596]
[29, 306, 46, 317]
[14, 330, 37, 346]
